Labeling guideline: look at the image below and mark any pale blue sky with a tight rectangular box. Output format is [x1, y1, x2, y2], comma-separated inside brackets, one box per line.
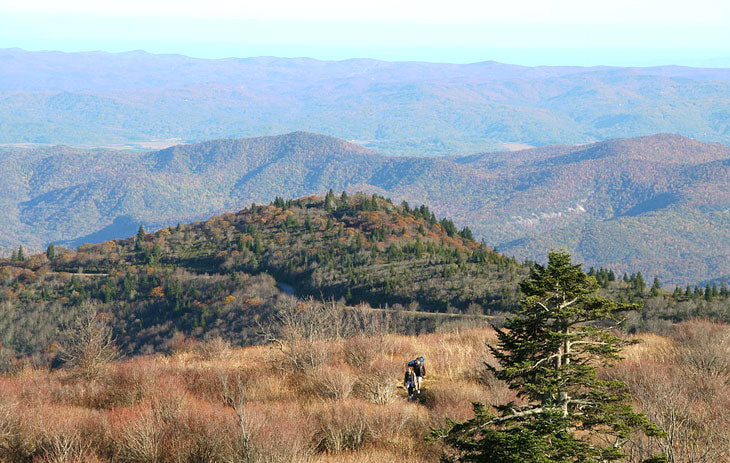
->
[1, 0, 730, 66]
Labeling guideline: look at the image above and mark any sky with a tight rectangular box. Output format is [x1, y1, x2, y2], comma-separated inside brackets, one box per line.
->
[1, 0, 730, 66]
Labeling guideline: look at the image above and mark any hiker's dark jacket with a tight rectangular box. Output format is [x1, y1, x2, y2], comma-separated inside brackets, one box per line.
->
[414, 363, 426, 377]
[404, 371, 415, 384]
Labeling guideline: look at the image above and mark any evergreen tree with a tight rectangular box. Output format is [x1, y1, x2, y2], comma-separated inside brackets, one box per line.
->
[440, 218, 457, 237]
[46, 242, 55, 260]
[324, 189, 336, 211]
[137, 225, 146, 240]
[649, 276, 661, 297]
[634, 272, 646, 292]
[401, 200, 411, 213]
[433, 251, 664, 463]
[459, 227, 474, 241]
[705, 283, 712, 301]
[17, 246, 25, 262]
[252, 237, 263, 255]
[694, 286, 703, 298]
[304, 215, 313, 232]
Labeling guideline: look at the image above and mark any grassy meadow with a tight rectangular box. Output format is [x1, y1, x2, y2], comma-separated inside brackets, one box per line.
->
[0, 321, 728, 462]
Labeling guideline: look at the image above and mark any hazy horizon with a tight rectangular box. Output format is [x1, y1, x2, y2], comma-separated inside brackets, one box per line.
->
[3, 45, 730, 69]
[2, 0, 730, 67]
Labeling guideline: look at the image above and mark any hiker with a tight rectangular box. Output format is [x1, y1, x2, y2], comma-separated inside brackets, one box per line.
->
[413, 356, 426, 394]
[404, 365, 417, 400]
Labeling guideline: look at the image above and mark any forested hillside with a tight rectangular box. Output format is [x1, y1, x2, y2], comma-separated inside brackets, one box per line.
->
[5, 131, 730, 285]
[5, 190, 729, 367]
[0, 132, 381, 253]
[5, 48, 730, 155]
[0, 194, 523, 362]
[457, 133, 730, 284]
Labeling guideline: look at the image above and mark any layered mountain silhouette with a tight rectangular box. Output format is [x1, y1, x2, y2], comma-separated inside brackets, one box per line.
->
[4, 48, 730, 154]
[2, 131, 730, 284]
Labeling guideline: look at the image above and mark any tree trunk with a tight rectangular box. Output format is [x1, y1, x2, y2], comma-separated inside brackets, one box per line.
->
[561, 330, 571, 417]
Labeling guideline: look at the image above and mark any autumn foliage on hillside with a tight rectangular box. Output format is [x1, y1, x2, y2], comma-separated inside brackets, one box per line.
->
[0, 193, 524, 361]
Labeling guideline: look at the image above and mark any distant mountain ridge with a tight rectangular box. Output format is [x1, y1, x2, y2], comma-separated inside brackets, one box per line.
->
[5, 48, 730, 154]
[3, 131, 730, 284]
[454, 134, 730, 284]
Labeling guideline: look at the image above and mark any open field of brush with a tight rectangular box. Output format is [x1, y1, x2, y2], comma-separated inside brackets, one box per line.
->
[1, 320, 729, 462]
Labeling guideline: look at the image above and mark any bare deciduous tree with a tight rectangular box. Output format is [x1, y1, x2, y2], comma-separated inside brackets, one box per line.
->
[219, 373, 264, 463]
[59, 301, 118, 379]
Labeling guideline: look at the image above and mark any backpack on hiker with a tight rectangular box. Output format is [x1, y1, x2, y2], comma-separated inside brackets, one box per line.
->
[407, 356, 425, 368]
[409, 356, 426, 378]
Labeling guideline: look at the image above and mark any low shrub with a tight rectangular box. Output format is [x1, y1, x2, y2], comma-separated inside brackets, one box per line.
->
[343, 336, 380, 368]
[303, 364, 355, 400]
[669, 319, 730, 380]
[115, 408, 162, 463]
[237, 403, 315, 462]
[195, 336, 232, 361]
[353, 359, 400, 404]
[0, 402, 39, 462]
[422, 380, 493, 424]
[311, 399, 427, 455]
[286, 339, 332, 371]
[313, 400, 371, 452]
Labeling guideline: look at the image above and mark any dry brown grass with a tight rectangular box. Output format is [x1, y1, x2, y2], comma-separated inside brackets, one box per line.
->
[0, 322, 727, 462]
[0, 328, 495, 462]
[605, 319, 730, 463]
